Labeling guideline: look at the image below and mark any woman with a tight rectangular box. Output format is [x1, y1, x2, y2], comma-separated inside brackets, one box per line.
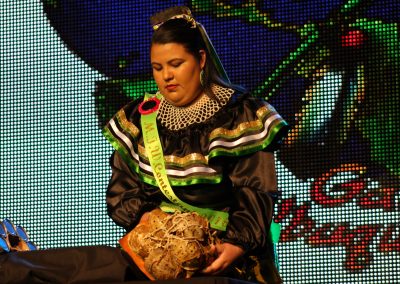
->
[104, 6, 289, 284]
[0, 6, 288, 284]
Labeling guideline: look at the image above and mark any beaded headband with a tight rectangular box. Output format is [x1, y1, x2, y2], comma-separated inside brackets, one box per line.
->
[152, 14, 197, 31]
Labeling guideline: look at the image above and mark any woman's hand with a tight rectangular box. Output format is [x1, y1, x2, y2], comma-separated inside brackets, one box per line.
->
[202, 242, 244, 275]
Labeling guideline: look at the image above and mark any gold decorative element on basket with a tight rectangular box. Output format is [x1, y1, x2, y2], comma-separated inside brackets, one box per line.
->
[0, 219, 38, 254]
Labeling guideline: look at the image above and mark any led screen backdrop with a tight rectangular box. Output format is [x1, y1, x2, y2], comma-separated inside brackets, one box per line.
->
[1, 0, 399, 282]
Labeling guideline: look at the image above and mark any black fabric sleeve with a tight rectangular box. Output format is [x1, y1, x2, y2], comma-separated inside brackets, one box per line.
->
[106, 151, 159, 231]
[222, 151, 278, 253]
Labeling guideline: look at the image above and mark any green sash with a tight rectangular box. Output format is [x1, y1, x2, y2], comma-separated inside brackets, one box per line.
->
[140, 94, 229, 231]
[139, 93, 281, 256]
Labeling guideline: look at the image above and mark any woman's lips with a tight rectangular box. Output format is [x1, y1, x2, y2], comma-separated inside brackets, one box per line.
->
[166, 84, 178, 91]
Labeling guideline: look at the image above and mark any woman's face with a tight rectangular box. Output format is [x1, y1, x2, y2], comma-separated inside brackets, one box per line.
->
[150, 43, 206, 107]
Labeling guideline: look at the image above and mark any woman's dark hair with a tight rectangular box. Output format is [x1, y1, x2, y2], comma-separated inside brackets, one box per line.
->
[150, 7, 244, 100]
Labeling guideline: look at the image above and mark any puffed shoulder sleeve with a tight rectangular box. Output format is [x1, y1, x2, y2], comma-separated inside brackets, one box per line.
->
[103, 99, 160, 230]
[222, 150, 279, 253]
[106, 151, 159, 231]
[204, 94, 288, 252]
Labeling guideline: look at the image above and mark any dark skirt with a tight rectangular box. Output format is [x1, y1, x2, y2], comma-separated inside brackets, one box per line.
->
[0, 246, 144, 283]
[0, 245, 281, 284]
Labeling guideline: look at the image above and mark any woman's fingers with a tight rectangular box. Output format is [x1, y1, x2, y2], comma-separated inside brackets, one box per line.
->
[202, 243, 244, 275]
[202, 254, 229, 274]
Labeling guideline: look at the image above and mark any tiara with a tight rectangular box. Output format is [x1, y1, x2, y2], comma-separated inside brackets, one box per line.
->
[152, 14, 197, 31]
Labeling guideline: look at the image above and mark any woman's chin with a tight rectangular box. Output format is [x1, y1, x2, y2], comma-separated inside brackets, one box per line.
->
[164, 96, 187, 107]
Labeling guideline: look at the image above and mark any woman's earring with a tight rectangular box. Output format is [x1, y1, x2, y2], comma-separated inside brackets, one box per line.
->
[200, 69, 205, 87]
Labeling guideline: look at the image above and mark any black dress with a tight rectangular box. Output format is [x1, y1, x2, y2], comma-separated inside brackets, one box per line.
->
[103, 85, 289, 283]
[0, 86, 289, 284]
